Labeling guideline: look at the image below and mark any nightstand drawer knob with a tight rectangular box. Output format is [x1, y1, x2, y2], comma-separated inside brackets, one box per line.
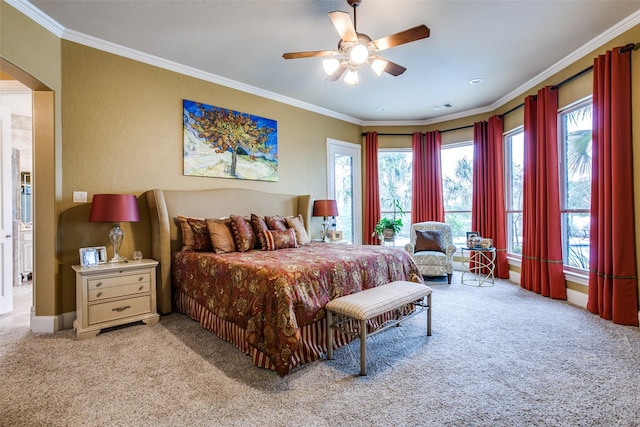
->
[96, 292, 103, 298]
[96, 282, 103, 287]
[138, 276, 144, 282]
[112, 305, 131, 313]
[139, 286, 144, 291]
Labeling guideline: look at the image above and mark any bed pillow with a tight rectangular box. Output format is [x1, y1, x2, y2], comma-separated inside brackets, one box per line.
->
[177, 215, 213, 252]
[230, 215, 257, 252]
[285, 214, 311, 245]
[263, 229, 298, 251]
[265, 215, 288, 231]
[250, 214, 269, 250]
[414, 229, 445, 253]
[205, 218, 236, 254]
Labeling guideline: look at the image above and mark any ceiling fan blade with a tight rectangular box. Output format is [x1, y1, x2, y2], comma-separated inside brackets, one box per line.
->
[371, 25, 431, 51]
[372, 56, 406, 76]
[282, 50, 339, 59]
[328, 10, 358, 42]
[325, 63, 348, 82]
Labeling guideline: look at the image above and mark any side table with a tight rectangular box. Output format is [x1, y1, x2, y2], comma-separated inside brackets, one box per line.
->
[72, 259, 160, 339]
[461, 247, 496, 287]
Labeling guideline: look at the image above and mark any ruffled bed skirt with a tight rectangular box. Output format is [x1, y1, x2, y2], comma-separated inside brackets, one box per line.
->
[174, 289, 406, 374]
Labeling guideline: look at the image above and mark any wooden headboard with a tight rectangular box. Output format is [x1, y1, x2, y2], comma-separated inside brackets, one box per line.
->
[145, 188, 312, 314]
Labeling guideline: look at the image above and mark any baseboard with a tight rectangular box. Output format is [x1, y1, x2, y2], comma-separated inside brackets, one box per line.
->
[566, 288, 588, 309]
[30, 308, 76, 333]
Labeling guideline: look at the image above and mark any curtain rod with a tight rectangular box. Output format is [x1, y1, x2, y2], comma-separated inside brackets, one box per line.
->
[363, 42, 639, 136]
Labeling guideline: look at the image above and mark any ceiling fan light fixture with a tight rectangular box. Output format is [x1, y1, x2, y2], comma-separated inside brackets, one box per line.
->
[349, 43, 369, 65]
[344, 68, 359, 85]
[323, 58, 341, 76]
[370, 58, 388, 76]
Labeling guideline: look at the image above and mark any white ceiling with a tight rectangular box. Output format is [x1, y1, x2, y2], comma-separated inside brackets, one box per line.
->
[22, 0, 640, 124]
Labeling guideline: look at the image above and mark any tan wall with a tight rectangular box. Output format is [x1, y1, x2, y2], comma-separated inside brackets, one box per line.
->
[3, 0, 640, 317]
[58, 41, 361, 313]
[1, 2, 62, 317]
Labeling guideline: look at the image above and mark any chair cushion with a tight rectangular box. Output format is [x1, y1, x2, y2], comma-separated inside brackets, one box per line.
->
[412, 251, 448, 267]
[415, 230, 445, 253]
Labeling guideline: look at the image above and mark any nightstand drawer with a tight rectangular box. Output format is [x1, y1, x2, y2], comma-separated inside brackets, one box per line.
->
[88, 272, 150, 290]
[88, 295, 152, 325]
[88, 282, 151, 301]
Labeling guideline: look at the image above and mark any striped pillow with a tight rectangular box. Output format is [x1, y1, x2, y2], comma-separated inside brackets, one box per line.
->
[263, 229, 298, 251]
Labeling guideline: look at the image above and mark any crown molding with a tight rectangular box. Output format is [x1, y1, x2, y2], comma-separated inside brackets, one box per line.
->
[6, 0, 64, 37]
[11, 0, 640, 128]
[61, 28, 363, 125]
[488, 9, 640, 116]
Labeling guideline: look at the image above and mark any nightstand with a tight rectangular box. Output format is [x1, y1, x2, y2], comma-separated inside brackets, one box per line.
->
[72, 259, 160, 339]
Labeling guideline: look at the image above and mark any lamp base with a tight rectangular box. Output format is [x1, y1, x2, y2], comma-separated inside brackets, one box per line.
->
[108, 223, 126, 263]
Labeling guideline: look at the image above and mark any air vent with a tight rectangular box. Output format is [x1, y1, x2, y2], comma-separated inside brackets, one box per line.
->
[432, 103, 454, 111]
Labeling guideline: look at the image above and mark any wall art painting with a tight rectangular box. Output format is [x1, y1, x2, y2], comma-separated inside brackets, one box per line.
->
[183, 99, 278, 181]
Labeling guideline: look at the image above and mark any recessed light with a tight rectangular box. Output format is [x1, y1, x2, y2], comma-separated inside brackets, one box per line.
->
[377, 106, 387, 111]
[469, 78, 484, 85]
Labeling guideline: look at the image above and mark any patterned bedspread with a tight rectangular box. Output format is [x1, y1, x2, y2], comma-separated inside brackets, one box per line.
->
[172, 242, 424, 375]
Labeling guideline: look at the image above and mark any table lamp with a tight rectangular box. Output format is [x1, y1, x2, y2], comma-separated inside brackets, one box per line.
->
[312, 199, 339, 242]
[89, 194, 139, 263]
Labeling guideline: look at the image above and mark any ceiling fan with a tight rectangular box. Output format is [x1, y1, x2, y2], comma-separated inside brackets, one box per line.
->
[282, 0, 430, 85]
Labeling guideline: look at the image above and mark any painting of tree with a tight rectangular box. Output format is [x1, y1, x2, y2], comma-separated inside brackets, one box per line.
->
[183, 99, 278, 181]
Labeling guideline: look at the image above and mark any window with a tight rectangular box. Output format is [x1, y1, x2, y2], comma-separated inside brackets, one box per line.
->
[377, 150, 412, 245]
[505, 129, 524, 255]
[441, 143, 473, 246]
[560, 100, 592, 271]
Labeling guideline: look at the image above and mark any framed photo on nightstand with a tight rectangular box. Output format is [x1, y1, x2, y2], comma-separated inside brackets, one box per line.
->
[79, 246, 107, 268]
[79, 247, 99, 268]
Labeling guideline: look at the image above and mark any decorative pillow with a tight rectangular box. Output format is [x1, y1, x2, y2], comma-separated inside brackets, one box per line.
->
[205, 218, 236, 254]
[230, 215, 256, 252]
[263, 229, 298, 251]
[265, 215, 288, 231]
[176, 214, 196, 250]
[414, 229, 445, 253]
[285, 214, 311, 245]
[183, 216, 213, 252]
[250, 214, 269, 250]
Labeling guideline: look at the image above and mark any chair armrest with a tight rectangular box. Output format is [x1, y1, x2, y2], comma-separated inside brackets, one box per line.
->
[445, 244, 456, 257]
[404, 243, 414, 253]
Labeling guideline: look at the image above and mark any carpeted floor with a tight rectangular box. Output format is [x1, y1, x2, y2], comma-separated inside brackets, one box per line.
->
[1, 276, 639, 427]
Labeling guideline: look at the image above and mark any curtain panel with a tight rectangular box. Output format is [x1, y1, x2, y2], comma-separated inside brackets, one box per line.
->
[364, 131, 381, 245]
[521, 87, 567, 299]
[472, 117, 509, 279]
[411, 131, 444, 223]
[587, 46, 639, 326]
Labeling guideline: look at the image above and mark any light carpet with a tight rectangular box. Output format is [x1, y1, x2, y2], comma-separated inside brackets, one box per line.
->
[1, 276, 639, 427]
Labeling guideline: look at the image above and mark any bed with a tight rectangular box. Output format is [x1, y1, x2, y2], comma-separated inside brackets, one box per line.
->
[145, 188, 424, 376]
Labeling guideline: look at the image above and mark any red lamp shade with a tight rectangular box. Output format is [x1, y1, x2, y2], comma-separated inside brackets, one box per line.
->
[89, 194, 140, 223]
[313, 199, 339, 217]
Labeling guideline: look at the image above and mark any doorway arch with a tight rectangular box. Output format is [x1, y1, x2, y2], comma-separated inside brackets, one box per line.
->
[1, 57, 56, 331]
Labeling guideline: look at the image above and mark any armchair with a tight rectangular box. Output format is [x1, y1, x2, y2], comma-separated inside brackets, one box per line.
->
[404, 221, 456, 284]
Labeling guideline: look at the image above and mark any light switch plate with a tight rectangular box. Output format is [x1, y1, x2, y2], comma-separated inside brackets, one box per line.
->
[73, 191, 88, 203]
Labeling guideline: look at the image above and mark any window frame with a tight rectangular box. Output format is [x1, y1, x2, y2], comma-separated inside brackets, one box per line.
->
[441, 141, 474, 247]
[504, 127, 524, 258]
[558, 97, 593, 274]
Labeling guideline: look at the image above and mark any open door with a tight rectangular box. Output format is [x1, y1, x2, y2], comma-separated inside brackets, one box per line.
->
[0, 106, 13, 314]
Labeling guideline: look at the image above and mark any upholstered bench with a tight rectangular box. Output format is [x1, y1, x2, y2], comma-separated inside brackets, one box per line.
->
[326, 280, 432, 375]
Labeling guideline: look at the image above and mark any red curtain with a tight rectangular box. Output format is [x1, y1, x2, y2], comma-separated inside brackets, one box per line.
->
[364, 131, 381, 245]
[412, 131, 444, 222]
[521, 87, 566, 299]
[587, 46, 639, 326]
[472, 116, 509, 279]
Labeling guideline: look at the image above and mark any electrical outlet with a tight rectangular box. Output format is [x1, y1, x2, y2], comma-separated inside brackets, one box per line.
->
[73, 191, 88, 203]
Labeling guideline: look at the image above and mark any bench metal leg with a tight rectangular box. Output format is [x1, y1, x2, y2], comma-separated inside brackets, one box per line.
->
[360, 319, 367, 376]
[427, 293, 432, 336]
[327, 311, 334, 360]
